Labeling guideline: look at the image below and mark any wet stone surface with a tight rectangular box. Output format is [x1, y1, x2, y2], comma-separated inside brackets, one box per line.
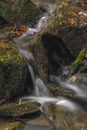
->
[21, 116, 56, 130]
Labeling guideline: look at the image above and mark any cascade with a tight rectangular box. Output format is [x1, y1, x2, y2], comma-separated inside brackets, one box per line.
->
[14, 2, 87, 119]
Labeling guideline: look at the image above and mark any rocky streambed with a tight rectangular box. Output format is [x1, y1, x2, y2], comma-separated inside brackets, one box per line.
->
[0, 0, 87, 130]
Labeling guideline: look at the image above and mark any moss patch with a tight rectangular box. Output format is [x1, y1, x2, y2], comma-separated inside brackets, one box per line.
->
[45, 1, 87, 34]
[45, 2, 80, 32]
[0, 40, 27, 100]
[4, 121, 22, 130]
[70, 48, 87, 75]
[0, 0, 42, 25]
[0, 102, 40, 117]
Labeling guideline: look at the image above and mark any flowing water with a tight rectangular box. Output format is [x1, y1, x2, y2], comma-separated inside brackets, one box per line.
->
[14, 2, 87, 129]
[0, 1, 87, 130]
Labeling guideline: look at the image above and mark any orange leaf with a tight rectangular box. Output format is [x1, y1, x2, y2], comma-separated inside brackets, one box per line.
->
[13, 25, 28, 36]
[68, 18, 75, 25]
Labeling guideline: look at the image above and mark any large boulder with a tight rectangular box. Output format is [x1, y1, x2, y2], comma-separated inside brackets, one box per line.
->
[0, 0, 42, 25]
[45, 1, 87, 56]
[0, 40, 28, 101]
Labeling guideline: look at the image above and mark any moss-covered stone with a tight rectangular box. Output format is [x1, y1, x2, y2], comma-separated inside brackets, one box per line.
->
[49, 85, 73, 97]
[45, 2, 87, 56]
[0, 0, 42, 25]
[45, 2, 80, 32]
[70, 48, 87, 75]
[0, 102, 40, 117]
[0, 40, 27, 101]
[4, 121, 22, 130]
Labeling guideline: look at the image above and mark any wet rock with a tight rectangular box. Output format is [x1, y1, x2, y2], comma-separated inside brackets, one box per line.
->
[21, 116, 55, 130]
[29, 38, 49, 82]
[68, 48, 87, 94]
[0, 40, 27, 101]
[58, 26, 87, 56]
[0, 0, 42, 25]
[45, 2, 87, 56]
[0, 17, 8, 29]
[41, 33, 74, 75]
[49, 84, 73, 97]
[53, 106, 87, 130]
[0, 102, 40, 117]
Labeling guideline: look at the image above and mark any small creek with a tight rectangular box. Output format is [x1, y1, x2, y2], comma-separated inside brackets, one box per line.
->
[0, 1, 87, 130]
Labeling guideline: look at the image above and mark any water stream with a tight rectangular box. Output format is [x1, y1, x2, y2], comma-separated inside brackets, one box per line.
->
[1, 1, 87, 130]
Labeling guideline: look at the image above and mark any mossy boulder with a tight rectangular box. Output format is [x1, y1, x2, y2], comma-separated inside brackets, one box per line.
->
[0, 102, 40, 117]
[45, 2, 87, 56]
[0, 0, 42, 25]
[0, 40, 27, 101]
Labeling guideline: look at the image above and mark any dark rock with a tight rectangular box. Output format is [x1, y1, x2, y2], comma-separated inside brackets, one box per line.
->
[41, 33, 74, 75]
[0, 17, 8, 29]
[0, 0, 42, 25]
[58, 26, 87, 56]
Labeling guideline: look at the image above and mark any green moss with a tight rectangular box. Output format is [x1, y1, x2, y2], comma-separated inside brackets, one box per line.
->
[4, 122, 22, 130]
[0, 40, 27, 100]
[70, 49, 87, 75]
[0, 0, 42, 25]
[45, 2, 81, 32]
[0, 102, 40, 117]
[0, 41, 25, 65]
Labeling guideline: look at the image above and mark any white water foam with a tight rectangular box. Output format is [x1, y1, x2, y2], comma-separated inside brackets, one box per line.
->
[50, 75, 87, 99]
[22, 96, 79, 113]
[34, 78, 49, 97]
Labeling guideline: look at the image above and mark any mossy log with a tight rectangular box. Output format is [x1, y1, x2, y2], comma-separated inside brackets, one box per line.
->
[0, 40, 27, 101]
[0, 102, 40, 117]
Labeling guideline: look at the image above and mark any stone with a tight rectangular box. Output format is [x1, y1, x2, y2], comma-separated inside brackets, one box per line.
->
[0, 0, 42, 25]
[0, 40, 28, 101]
[53, 106, 87, 130]
[21, 116, 55, 130]
[45, 2, 87, 56]
[0, 102, 40, 117]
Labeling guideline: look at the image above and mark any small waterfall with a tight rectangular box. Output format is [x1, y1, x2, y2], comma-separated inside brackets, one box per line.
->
[35, 78, 49, 97]
[22, 96, 80, 113]
[49, 75, 87, 100]
[17, 44, 50, 97]
[14, 18, 50, 97]
[14, 3, 85, 117]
